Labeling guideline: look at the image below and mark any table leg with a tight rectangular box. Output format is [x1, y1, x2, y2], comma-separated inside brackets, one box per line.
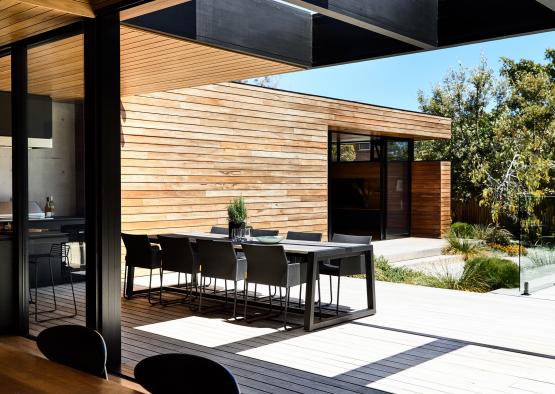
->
[303, 252, 317, 330]
[365, 248, 376, 311]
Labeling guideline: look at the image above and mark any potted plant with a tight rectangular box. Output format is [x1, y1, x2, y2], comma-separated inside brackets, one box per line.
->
[227, 196, 247, 238]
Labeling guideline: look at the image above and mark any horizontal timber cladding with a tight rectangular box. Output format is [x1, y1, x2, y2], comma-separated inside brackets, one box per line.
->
[121, 82, 451, 239]
[411, 161, 451, 238]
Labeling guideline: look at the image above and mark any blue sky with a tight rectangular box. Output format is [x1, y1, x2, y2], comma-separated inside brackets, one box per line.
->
[257, 31, 555, 112]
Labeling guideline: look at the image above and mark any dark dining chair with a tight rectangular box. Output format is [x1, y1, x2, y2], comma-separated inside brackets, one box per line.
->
[210, 226, 229, 235]
[242, 243, 309, 330]
[320, 233, 372, 315]
[251, 229, 279, 237]
[158, 235, 199, 304]
[286, 231, 322, 242]
[37, 325, 108, 379]
[197, 239, 247, 319]
[134, 353, 240, 394]
[286, 231, 323, 307]
[121, 233, 162, 304]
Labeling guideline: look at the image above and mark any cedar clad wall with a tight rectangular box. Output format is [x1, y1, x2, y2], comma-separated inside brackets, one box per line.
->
[121, 82, 450, 238]
[411, 161, 451, 238]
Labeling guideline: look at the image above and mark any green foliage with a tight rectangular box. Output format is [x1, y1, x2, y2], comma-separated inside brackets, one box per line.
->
[527, 248, 555, 268]
[483, 226, 513, 246]
[374, 256, 515, 292]
[374, 256, 430, 285]
[488, 243, 525, 256]
[227, 196, 247, 224]
[450, 222, 475, 238]
[331, 144, 357, 161]
[464, 257, 520, 289]
[416, 50, 555, 224]
[444, 233, 482, 259]
[471, 224, 491, 240]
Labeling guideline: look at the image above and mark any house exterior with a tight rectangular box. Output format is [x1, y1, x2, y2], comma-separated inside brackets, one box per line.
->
[121, 82, 451, 239]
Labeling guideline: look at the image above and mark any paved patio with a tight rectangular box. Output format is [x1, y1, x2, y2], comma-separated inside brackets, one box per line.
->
[29, 275, 555, 394]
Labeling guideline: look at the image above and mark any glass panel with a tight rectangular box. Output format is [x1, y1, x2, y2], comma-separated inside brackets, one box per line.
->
[386, 140, 410, 238]
[0, 54, 13, 328]
[27, 35, 85, 331]
[520, 196, 555, 294]
[329, 132, 382, 239]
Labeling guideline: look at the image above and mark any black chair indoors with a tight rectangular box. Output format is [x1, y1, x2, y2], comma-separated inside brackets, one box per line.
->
[197, 239, 247, 319]
[29, 243, 74, 322]
[286, 231, 322, 308]
[242, 243, 311, 330]
[61, 224, 86, 317]
[210, 226, 229, 235]
[320, 233, 372, 315]
[37, 325, 108, 379]
[135, 353, 240, 394]
[121, 233, 162, 304]
[157, 235, 199, 304]
[251, 228, 279, 237]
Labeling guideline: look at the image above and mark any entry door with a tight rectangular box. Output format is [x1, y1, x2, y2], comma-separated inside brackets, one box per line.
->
[385, 140, 411, 238]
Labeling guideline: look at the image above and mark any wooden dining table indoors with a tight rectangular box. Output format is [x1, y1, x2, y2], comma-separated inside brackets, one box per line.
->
[128, 232, 376, 331]
[0, 343, 142, 394]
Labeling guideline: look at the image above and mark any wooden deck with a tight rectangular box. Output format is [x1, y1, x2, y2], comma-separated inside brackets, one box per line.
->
[29, 277, 555, 394]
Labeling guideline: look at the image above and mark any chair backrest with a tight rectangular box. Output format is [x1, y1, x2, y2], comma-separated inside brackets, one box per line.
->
[251, 229, 279, 237]
[134, 353, 240, 394]
[286, 231, 322, 242]
[197, 239, 240, 280]
[242, 243, 289, 287]
[37, 325, 108, 379]
[332, 233, 372, 245]
[210, 226, 228, 235]
[50, 243, 71, 268]
[121, 233, 154, 267]
[158, 236, 197, 274]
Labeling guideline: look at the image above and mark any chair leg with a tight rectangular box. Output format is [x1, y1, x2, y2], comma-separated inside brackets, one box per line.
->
[123, 264, 128, 298]
[284, 287, 290, 331]
[254, 283, 257, 301]
[34, 263, 38, 322]
[159, 268, 164, 304]
[336, 275, 341, 316]
[147, 269, 154, 305]
[328, 275, 333, 305]
[268, 285, 273, 312]
[298, 284, 302, 308]
[224, 281, 228, 306]
[317, 278, 322, 318]
[279, 287, 283, 309]
[243, 281, 248, 320]
[232, 280, 238, 319]
[48, 258, 57, 310]
[69, 272, 77, 317]
[198, 275, 203, 313]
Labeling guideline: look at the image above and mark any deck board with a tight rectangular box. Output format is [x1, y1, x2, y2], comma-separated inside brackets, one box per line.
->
[29, 278, 555, 394]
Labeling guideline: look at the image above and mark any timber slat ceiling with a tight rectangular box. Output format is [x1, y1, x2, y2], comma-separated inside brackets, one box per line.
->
[0, 1, 78, 47]
[0, 25, 301, 100]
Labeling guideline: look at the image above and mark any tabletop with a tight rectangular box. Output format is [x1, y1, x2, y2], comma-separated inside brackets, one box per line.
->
[150, 232, 372, 257]
[0, 343, 142, 394]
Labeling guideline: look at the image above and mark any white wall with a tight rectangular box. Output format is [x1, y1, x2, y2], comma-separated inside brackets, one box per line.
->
[0, 102, 77, 216]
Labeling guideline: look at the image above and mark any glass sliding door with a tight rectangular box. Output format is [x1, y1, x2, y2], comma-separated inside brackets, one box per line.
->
[385, 140, 411, 238]
[26, 34, 86, 332]
[0, 53, 13, 330]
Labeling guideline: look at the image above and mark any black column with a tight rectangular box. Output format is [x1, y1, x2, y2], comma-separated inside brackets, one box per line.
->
[84, 13, 122, 369]
[11, 45, 29, 335]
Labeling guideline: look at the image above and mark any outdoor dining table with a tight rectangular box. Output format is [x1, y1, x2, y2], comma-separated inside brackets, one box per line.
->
[131, 232, 375, 331]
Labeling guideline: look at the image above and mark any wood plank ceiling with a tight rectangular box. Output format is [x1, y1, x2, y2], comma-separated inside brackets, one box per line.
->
[0, 24, 301, 100]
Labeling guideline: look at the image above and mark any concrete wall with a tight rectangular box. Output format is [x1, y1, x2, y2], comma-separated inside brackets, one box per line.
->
[0, 102, 76, 216]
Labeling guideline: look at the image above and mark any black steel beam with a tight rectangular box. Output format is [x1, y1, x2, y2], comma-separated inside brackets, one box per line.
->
[123, 0, 312, 67]
[282, 0, 438, 49]
[11, 45, 29, 335]
[84, 13, 122, 370]
[537, 0, 555, 12]
[312, 15, 418, 67]
[438, 0, 555, 47]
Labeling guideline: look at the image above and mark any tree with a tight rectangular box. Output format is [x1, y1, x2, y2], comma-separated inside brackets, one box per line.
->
[416, 50, 555, 224]
[415, 57, 499, 203]
[473, 50, 555, 223]
[242, 75, 281, 88]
